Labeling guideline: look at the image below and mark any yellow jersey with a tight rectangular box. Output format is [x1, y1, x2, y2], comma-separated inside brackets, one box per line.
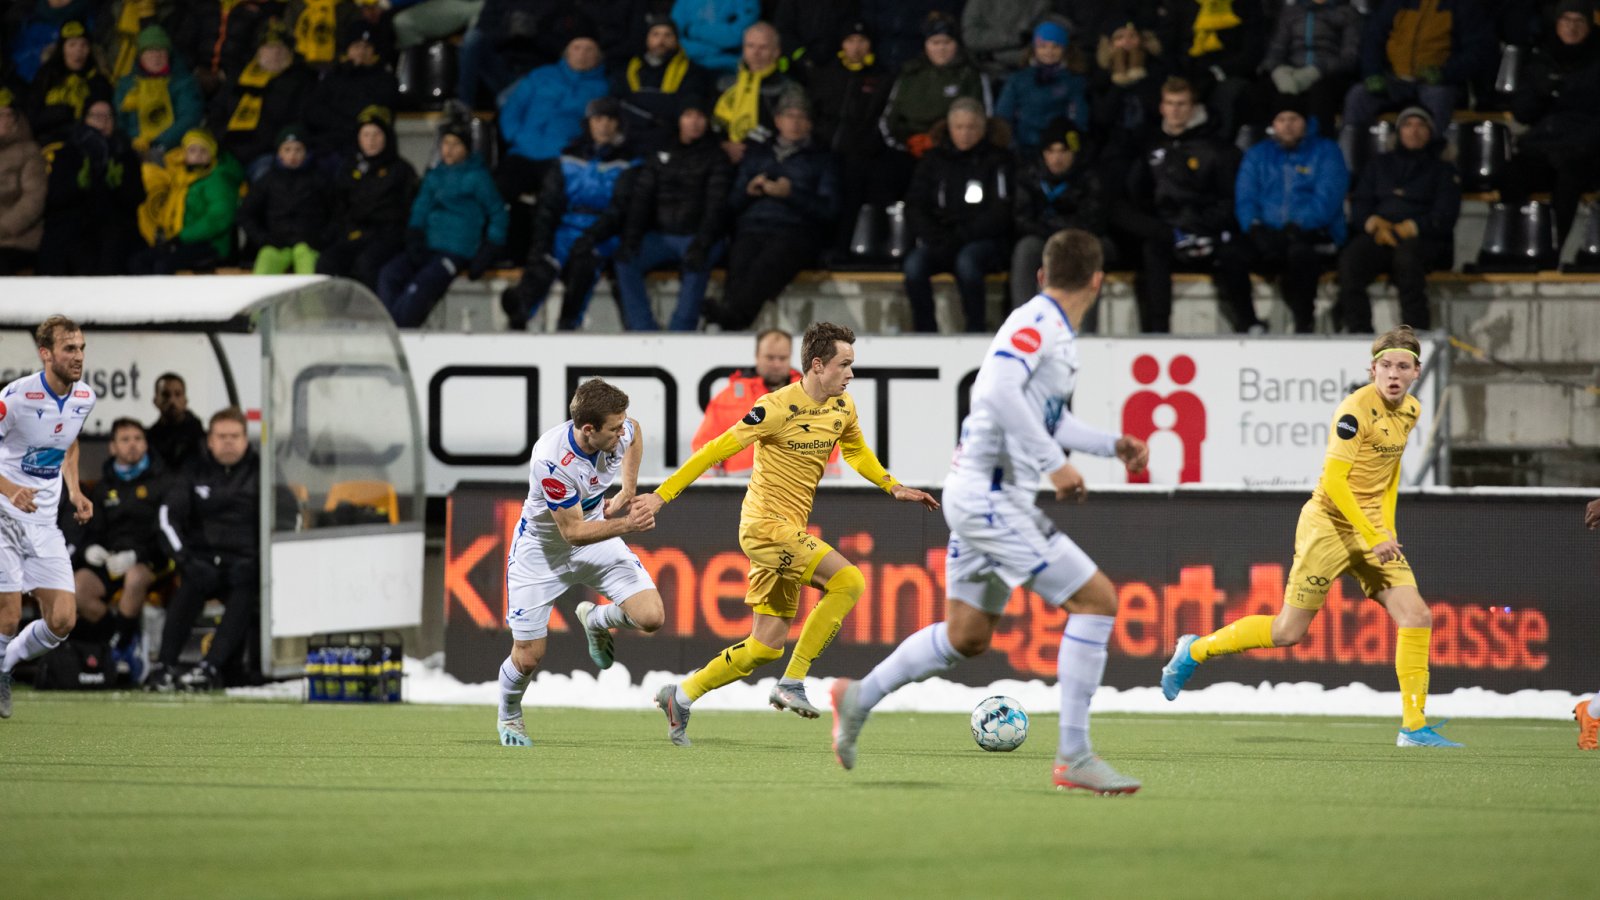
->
[657, 380, 897, 525]
[1310, 383, 1419, 544]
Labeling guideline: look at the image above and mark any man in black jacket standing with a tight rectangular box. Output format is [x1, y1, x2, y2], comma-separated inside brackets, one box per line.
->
[147, 372, 205, 472]
[612, 99, 731, 330]
[148, 408, 262, 691]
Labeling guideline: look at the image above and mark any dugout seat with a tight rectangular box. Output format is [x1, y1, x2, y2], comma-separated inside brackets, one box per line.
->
[323, 480, 400, 524]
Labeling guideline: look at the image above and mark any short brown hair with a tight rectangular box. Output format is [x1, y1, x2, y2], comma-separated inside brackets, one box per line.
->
[110, 417, 146, 439]
[1371, 325, 1422, 359]
[801, 322, 855, 372]
[755, 328, 791, 351]
[1042, 229, 1103, 291]
[1160, 76, 1196, 101]
[209, 406, 248, 432]
[569, 378, 629, 429]
[35, 315, 81, 350]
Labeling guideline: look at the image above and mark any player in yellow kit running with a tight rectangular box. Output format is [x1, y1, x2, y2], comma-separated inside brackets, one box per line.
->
[1160, 325, 1463, 748]
[633, 322, 938, 746]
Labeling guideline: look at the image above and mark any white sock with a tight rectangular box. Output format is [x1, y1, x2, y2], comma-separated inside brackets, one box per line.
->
[1056, 614, 1114, 763]
[858, 622, 966, 710]
[2, 620, 67, 673]
[0, 632, 11, 667]
[589, 602, 636, 631]
[497, 657, 532, 721]
[674, 684, 692, 707]
[1589, 693, 1600, 719]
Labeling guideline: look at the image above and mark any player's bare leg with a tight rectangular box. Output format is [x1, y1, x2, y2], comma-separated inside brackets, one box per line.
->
[1164, 604, 1316, 700]
[1, 588, 77, 718]
[775, 551, 863, 718]
[575, 588, 664, 670]
[0, 590, 19, 719]
[497, 637, 545, 746]
[1052, 571, 1140, 795]
[1378, 585, 1461, 748]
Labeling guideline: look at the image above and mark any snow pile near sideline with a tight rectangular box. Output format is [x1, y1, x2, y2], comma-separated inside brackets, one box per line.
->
[227, 659, 1585, 721]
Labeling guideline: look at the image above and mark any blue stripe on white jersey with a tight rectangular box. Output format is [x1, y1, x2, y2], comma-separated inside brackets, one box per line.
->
[519, 418, 633, 536]
[0, 372, 97, 524]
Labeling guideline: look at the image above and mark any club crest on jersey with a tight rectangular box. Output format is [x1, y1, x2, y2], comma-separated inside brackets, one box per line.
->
[743, 406, 766, 425]
[1011, 327, 1042, 353]
[560, 451, 575, 466]
[541, 477, 568, 500]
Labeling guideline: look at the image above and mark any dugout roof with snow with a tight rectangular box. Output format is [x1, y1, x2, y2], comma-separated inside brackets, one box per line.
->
[0, 275, 425, 675]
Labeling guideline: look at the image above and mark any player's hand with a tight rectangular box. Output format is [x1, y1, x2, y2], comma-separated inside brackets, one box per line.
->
[626, 502, 656, 533]
[1115, 435, 1149, 474]
[1370, 539, 1404, 564]
[1048, 463, 1087, 502]
[604, 488, 635, 519]
[7, 486, 37, 514]
[631, 493, 665, 519]
[1585, 498, 1600, 530]
[890, 484, 940, 510]
[72, 492, 93, 524]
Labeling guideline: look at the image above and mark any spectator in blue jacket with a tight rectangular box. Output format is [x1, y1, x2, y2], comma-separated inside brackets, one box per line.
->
[994, 20, 1089, 157]
[1218, 94, 1348, 333]
[6, 0, 95, 83]
[495, 30, 609, 259]
[378, 124, 508, 328]
[672, 0, 760, 74]
[703, 90, 839, 331]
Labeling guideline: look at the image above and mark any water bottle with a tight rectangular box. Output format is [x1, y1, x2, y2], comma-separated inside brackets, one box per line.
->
[380, 639, 402, 702]
[340, 643, 362, 702]
[360, 639, 382, 702]
[305, 645, 324, 701]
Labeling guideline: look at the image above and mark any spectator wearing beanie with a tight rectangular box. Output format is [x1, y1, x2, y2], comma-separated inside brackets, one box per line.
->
[902, 97, 1015, 333]
[241, 126, 328, 274]
[808, 20, 891, 256]
[500, 97, 640, 331]
[5, 0, 94, 83]
[379, 124, 507, 327]
[673, 0, 760, 74]
[497, 29, 610, 259]
[995, 19, 1089, 157]
[711, 21, 798, 164]
[113, 25, 203, 159]
[317, 106, 419, 292]
[97, 0, 176, 83]
[1010, 118, 1110, 310]
[612, 13, 715, 158]
[25, 19, 114, 145]
[1258, 0, 1361, 135]
[303, 19, 401, 158]
[1221, 94, 1348, 333]
[0, 90, 47, 275]
[207, 22, 315, 182]
[613, 98, 733, 330]
[1090, 14, 1169, 175]
[705, 89, 839, 330]
[1498, 0, 1600, 253]
[38, 99, 145, 275]
[130, 128, 244, 273]
[1335, 105, 1459, 332]
[1343, 0, 1496, 138]
[962, 0, 1050, 76]
[860, 0, 965, 74]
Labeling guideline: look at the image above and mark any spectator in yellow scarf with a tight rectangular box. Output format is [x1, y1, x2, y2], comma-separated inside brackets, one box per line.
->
[113, 25, 203, 159]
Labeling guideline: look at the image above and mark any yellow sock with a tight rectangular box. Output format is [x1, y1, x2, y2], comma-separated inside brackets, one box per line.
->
[1396, 627, 1430, 731]
[682, 637, 785, 701]
[1189, 615, 1276, 662]
[783, 566, 865, 681]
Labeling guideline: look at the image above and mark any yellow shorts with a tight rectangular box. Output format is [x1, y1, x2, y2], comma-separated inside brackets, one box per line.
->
[1284, 503, 1417, 610]
[737, 517, 834, 619]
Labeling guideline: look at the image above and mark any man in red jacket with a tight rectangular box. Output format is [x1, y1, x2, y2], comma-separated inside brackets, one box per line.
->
[692, 329, 806, 474]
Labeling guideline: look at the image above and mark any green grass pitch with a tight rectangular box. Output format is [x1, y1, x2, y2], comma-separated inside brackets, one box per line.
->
[1, 692, 1593, 899]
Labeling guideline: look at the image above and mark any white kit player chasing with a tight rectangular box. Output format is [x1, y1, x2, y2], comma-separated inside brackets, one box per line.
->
[829, 230, 1151, 793]
[496, 379, 665, 746]
[0, 316, 97, 719]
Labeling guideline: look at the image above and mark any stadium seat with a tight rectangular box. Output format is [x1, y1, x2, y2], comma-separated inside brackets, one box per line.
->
[323, 480, 399, 524]
[1564, 202, 1600, 273]
[397, 41, 458, 111]
[1473, 200, 1558, 273]
[1456, 120, 1509, 194]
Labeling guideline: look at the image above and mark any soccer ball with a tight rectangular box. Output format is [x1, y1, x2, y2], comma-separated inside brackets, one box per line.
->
[970, 696, 1029, 752]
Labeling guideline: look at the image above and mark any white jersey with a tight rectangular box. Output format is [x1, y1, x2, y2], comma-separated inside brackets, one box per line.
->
[0, 372, 96, 524]
[520, 418, 635, 555]
[949, 294, 1111, 497]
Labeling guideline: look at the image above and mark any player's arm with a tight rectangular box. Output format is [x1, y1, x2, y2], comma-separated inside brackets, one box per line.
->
[605, 418, 643, 518]
[64, 439, 92, 523]
[837, 422, 938, 509]
[636, 403, 770, 515]
[1319, 459, 1397, 560]
[1379, 463, 1401, 539]
[974, 356, 1085, 500]
[1052, 412, 1149, 474]
[550, 499, 653, 546]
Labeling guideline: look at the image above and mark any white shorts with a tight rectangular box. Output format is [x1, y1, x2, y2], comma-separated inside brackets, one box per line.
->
[0, 513, 74, 594]
[941, 484, 1097, 614]
[504, 521, 655, 641]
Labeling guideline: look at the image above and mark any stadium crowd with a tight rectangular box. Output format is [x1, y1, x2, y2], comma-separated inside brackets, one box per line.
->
[2, 1, 1598, 334]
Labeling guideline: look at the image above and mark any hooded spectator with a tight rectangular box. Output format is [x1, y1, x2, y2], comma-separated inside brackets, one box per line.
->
[25, 18, 114, 144]
[0, 91, 47, 274]
[130, 127, 244, 273]
[38, 98, 144, 275]
[241, 125, 328, 274]
[112, 25, 203, 158]
[317, 106, 419, 292]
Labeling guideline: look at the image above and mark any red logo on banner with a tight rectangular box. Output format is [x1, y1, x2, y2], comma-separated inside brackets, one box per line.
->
[541, 478, 568, 500]
[1123, 354, 1207, 483]
[1010, 327, 1041, 353]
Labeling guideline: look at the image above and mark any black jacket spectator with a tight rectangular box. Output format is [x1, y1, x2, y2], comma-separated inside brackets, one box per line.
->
[623, 130, 731, 246]
[810, 39, 890, 161]
[302, 23, 400, 156]
[1337, 107, 1460, 332]
[1090, 17, 1169, 178]
[725, 136, 839, 234]
[148, 410, 205, 471]
[174, 1, 279, 90]
[1014, 156, 1105, 243]
[38, 107, 145, 275]
[80, 453, 173, 572]
[610, 19, 715, 156]
[25, 22, 114, 145]
[772, 0, 862, 72]
[239, 147, 328, 251]
[317, 110, 418, 292]
[1167, 0, 1268, 134]
[208, 32, 316, 172]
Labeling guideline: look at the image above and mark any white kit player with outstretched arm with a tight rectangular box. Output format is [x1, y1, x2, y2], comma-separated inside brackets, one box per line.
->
[494, 379, 666, 746]
[0, 317, 97, 719]
[830, 230, 1151, 793]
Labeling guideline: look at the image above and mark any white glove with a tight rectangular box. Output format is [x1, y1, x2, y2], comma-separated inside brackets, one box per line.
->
[106, 549, 138, 578]
[85, 544, 109, 567]
[1292, 65, 1322, 93]
[1271, 65, 1300, 95]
